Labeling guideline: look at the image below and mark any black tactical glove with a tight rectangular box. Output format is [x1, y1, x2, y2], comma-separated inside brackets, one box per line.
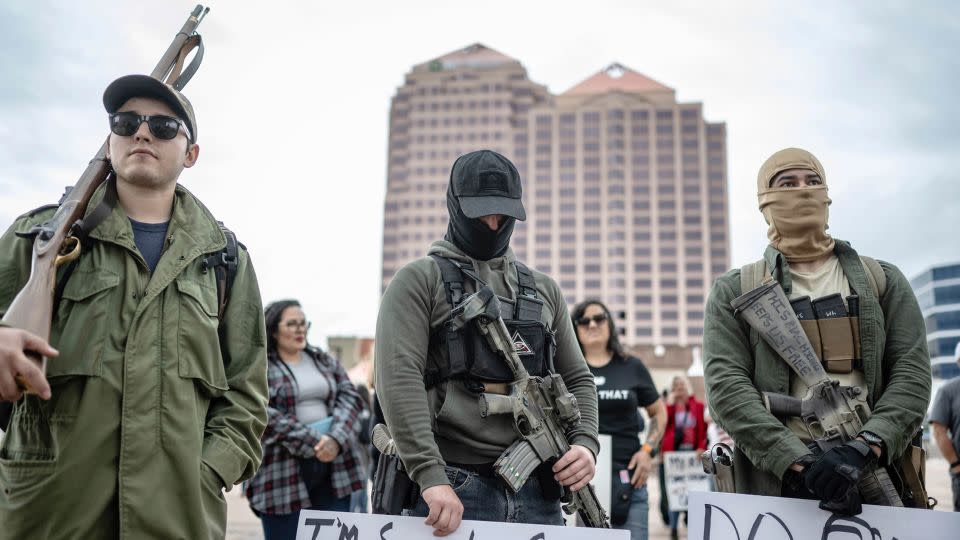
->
[802, 440, 876, 512]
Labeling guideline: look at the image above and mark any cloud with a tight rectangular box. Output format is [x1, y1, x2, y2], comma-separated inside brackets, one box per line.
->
[0, 1, 956, 345]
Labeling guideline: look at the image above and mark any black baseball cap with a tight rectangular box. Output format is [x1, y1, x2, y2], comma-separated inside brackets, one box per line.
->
[103, 74, 198, 142]
[451, 150, 526, 221]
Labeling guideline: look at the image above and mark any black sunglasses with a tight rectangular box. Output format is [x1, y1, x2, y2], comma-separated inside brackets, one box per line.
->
[109, 112, 189, 141]
[576, 313, 608, 327]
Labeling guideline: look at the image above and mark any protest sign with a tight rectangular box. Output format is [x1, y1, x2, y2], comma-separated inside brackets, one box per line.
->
[687, 491, 959, 539]
[663, 450, 711, 511]
[296, 511, 629, 539]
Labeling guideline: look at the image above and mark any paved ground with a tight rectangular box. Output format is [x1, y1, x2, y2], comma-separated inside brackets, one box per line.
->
[226, 455, 956, 539]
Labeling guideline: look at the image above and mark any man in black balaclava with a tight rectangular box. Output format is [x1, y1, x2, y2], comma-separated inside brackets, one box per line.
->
[376, 150, 601, 535]
[443, 150, 523, 261]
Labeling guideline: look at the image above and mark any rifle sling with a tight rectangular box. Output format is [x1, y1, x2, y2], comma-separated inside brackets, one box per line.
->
[168, 34, 204, 91]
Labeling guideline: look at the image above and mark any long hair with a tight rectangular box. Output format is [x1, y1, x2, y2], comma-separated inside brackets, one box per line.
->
[570, 299, 625, 357]
[264, 299, 303, 356]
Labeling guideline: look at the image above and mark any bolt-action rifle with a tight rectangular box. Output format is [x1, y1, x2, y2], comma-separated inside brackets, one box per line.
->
[450, 286, 610, 528]
[1, 5, 210, 395]
[0, 6, 210, 432]
[731, 281, 903, 514]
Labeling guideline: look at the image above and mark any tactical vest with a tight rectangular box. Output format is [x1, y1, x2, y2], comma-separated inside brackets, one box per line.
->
[740, 255, 886, 374]
[424, 255, 556, 389]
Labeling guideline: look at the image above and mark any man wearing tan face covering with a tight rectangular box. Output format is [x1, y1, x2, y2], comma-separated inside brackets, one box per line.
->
[702, 148, 931, 511]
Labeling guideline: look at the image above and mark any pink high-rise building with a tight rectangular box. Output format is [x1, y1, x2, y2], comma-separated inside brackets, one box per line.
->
[381, 45, 728, 356]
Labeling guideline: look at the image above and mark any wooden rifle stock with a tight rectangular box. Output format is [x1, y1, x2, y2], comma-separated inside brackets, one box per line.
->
[2, 5, 210, 392]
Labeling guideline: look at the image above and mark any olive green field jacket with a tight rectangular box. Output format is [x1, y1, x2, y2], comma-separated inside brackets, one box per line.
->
[703, 241, 931, 497]
[0, 183, 268, 539]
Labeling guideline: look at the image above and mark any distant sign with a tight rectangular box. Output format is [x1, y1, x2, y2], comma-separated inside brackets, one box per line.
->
[663, 450, 711, 512]
[688, 491, 959, 539]
[296, 510, 628, 540]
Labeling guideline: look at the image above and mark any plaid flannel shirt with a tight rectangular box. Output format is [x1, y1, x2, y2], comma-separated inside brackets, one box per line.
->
[244, 347, 366, 515]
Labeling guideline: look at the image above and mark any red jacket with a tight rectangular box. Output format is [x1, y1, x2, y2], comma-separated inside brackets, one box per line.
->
[662, 396, 708, 452]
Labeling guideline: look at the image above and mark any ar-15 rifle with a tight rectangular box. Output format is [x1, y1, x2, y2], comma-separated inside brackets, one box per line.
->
[450, 286, 610, 528]
[1, 5, 210, 394]
[731, 281, 902, 514]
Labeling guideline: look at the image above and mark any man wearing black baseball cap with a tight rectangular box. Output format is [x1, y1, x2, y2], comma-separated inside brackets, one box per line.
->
[0, 75, 268, 539]
[376, 150, 599, 535]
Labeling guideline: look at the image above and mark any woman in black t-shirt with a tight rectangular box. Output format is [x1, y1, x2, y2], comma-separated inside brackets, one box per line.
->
[572, 300, 667, 540]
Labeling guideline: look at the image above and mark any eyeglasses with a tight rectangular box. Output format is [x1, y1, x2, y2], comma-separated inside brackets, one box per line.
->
[109, 112, 190, 141]
[575, 313, 608, 327]
[283, 320, 311, 331]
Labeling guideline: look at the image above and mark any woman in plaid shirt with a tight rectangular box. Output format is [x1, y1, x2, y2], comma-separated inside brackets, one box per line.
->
[245, 300, 366, 539]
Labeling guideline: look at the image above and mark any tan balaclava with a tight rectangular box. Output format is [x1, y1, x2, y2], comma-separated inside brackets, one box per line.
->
[757, 148, 835, 262]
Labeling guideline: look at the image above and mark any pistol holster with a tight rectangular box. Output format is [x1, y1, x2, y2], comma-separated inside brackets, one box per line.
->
[372, 452, 420, 515]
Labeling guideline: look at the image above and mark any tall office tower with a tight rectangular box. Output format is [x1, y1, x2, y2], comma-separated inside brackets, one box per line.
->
[381, 48, 729, 356]
[512, 63, 728, 350]
[911, 262, 960, 380]
[381, 44, 549, 292]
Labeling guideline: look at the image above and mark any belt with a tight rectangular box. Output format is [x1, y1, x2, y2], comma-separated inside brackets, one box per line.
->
[446, 461, 498, 478]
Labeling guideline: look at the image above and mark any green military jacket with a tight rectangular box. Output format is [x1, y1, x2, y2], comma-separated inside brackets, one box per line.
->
[703, 241, 931, 496]
[0, 183, 268, 539]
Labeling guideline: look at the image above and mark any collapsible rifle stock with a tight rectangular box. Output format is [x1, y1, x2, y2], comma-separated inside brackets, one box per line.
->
[451, 287, 611, 528]
[731, 281, 902, 514]
[2, 5, 210, 393]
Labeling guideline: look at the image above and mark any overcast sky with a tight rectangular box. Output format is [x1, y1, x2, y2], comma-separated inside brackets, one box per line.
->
[1, 1, 957, 346]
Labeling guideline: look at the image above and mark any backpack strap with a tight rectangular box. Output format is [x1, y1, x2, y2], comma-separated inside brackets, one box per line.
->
[426, 255, 475, 389]
[859, 255, 886, 301]
[430, 254, 471, 307]
[200, 222, 240, 321]
[514, 261, 544, 322]
[739, 259, 772, 296]
[515, 261, 538, 299]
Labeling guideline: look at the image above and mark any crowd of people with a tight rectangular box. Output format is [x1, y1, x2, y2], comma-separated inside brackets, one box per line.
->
[0, 73, 955, 540]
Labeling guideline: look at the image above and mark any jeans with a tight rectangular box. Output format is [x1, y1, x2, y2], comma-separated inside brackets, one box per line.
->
[350, 486, 368, 513]
[668, 510, 684, 530]
[260, 492, 351, 540]
[406, 465, 564, 525]
[615, 486, 649, 540]
[952, 471, 960, 512]
[658, 463, 670, 526]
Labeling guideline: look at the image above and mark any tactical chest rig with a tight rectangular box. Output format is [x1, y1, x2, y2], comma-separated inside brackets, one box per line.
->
[425, 255, 556, 389]
[740, 256, 886, 375]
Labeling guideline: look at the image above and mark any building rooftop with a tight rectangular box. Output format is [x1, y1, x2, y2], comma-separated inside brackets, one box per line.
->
[416, 43, 519, 72]
[562, 63, 673, 96]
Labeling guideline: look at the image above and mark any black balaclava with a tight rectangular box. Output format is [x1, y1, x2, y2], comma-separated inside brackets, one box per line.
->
[445, 184, 516, 261]
[444, 149, 525, 261]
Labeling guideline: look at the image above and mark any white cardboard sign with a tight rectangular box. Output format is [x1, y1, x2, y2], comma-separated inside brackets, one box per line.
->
[688, 491, 960, 539]
[663, 450, 711, 511]
[296, 510, 629, 540]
